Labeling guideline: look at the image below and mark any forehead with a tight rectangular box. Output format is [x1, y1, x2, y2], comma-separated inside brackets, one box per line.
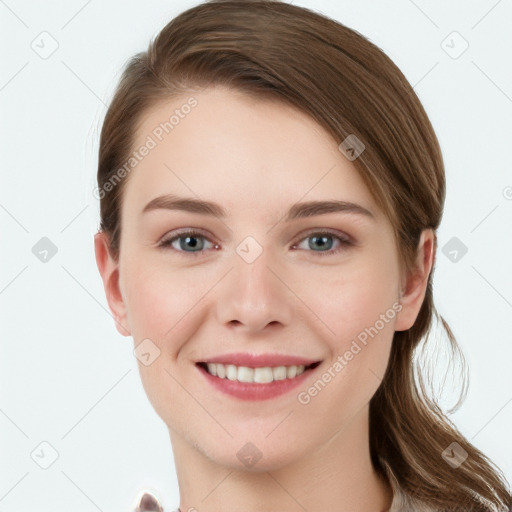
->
[122, 85, 378, 219]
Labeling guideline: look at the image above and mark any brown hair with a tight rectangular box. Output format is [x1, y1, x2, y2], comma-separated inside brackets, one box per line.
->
[96, 1, 511, 509]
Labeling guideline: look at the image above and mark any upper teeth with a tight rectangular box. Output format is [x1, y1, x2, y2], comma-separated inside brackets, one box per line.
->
[205, 363, 307, 383]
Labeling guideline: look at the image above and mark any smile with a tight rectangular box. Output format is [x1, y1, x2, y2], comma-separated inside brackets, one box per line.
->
[197, 362, 320, 383]
[195, 361, 322, 401]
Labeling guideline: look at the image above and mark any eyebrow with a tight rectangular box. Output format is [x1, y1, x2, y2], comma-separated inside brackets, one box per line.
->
[142, 193, 375, 221]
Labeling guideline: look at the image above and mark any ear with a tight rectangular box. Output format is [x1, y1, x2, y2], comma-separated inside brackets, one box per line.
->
[394, 229, 435, 332]
[94, 231, 131, 336]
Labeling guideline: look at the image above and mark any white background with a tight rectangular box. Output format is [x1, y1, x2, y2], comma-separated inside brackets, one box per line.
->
[1, 0, 511, 510]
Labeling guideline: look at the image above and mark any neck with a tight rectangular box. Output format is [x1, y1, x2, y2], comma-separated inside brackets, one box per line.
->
[170, 404, 393, 512]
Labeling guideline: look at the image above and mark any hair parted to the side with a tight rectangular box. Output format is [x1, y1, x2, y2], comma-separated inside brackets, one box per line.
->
[96, 1, 511, 510]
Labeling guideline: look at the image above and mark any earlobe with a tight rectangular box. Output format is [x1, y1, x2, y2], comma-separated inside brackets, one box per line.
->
[94, 232, 131, 337]
[394, 229, 435, 332]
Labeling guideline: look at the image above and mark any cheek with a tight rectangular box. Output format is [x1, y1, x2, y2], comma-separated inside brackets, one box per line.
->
[123, 262, 208, 344]
[299, 253, 400, 341]
[297, 270, 397, 419]
[122, 265, 207, 425]
[294, 252, 399, 400]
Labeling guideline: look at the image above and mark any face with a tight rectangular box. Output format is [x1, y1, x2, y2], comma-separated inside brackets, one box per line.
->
[96, 85, 430, 471]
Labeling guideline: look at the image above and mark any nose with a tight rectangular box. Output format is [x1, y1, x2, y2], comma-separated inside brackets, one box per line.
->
[215, 243, 294, 334]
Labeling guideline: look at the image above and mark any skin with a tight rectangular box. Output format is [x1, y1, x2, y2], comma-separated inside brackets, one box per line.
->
[95, 85, 434, 512]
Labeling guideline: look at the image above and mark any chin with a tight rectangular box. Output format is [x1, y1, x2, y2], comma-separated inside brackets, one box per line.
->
[200, 437, 308, 473]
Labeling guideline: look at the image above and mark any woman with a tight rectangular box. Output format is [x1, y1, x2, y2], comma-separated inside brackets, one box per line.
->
[94, 1, 511, 510]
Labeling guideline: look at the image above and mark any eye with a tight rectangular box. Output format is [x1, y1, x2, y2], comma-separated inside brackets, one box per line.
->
[291, 230, 353, 256]
[158, 229, 217, 255]
[157, 229, 353, 257]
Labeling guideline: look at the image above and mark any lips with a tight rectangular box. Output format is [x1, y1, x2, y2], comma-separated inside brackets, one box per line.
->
[195, 352, 323, 400]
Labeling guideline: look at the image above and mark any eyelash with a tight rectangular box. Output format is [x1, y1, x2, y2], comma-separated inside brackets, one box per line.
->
[157, 228, 354, 257]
